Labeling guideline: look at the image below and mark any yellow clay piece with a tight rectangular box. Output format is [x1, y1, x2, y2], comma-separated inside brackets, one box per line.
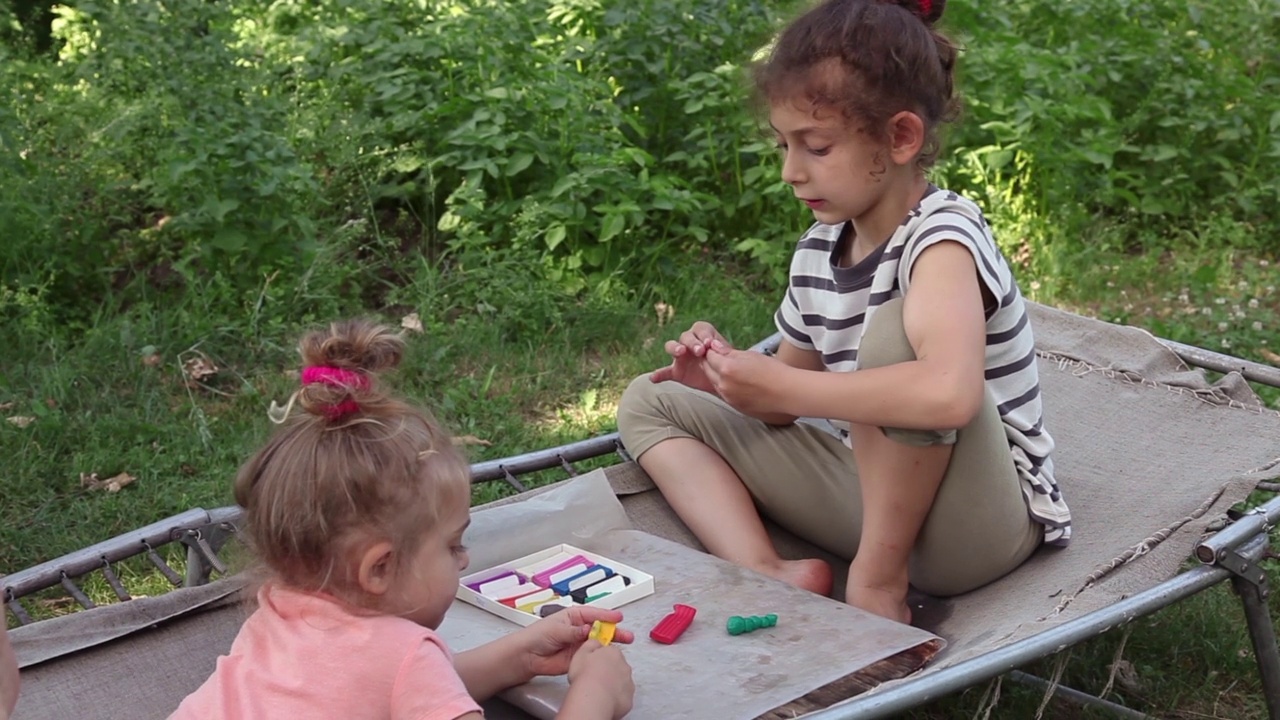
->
[588, 620, 616, 646]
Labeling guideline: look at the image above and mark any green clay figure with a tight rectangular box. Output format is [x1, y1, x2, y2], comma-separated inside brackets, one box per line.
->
[726, 614, 778, 636]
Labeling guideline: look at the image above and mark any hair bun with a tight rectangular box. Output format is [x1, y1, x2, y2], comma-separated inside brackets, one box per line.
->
[295, 319, 406, 420]
[889, 0, 945, 25]
[299, 319, 405, 374]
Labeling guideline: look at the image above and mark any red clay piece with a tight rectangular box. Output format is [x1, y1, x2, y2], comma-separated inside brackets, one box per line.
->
[649, 603, 697, 644]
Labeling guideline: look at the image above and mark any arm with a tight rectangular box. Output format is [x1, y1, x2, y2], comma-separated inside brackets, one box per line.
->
[454, 607, 633, 704]
[779, 241, 988, 429]
[453, 633, 531, 703]
[745, 339, 825, 426]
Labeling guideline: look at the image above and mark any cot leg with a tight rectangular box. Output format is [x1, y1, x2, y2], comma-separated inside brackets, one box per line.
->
[1232, 574, 1280, 720]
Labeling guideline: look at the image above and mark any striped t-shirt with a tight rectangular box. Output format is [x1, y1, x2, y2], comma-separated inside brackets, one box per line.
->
[774, 186, 1071, 546]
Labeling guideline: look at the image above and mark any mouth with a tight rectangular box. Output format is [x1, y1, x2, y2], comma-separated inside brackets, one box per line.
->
[800, 198, 825, 209]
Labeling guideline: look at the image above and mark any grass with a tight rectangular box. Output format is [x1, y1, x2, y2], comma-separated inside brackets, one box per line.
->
[0, 264, 780, 572]
[3, 237, 1278, 718]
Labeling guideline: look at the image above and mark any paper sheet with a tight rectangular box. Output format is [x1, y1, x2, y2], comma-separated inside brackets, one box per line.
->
[439, 470, 943, 719]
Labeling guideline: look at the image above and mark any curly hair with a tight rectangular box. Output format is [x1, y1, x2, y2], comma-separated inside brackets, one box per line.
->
[753, 0, 961, 168]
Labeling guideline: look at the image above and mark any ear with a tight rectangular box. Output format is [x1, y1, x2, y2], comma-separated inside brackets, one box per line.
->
[356, 541, 396, 596]
[886, 111, 926, 167]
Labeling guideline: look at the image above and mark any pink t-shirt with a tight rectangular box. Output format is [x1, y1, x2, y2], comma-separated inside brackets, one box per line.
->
[171, 584, 481, 720]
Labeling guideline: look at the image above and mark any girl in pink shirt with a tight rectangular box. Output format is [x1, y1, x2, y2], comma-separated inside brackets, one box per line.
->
[172, 319, 635, 720]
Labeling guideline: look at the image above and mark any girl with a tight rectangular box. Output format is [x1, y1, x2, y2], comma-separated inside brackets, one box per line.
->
[617, 0, 1071, 625]
[173, 319, 635, 720]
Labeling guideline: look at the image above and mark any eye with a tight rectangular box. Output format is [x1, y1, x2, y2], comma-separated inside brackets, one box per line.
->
[809, 146, 831, 157]
[451, 544, 469, 556]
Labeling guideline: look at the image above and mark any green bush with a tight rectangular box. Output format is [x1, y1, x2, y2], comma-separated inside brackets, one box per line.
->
[0, 0, 1275, 327]
[939, 0, 1280, 256]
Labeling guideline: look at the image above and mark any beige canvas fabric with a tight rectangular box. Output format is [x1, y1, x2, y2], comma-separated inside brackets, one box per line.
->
[11, 302, 1280, 718]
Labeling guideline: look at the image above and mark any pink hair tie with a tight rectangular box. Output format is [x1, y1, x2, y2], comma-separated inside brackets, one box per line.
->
[301, 366, 369, 419]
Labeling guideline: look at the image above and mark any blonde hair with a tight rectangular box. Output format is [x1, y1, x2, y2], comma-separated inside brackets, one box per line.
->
[233, 319, 470, 607]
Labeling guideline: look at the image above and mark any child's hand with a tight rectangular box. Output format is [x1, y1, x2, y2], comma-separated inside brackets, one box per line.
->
[702, 340, 787, 414]
[519, 606, 635, 679]
[564, 640, 634, 720]
[650, 321, 731, 395]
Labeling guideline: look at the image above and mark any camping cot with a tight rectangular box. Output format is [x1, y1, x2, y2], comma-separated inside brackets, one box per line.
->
[5, 302, 1280, 719]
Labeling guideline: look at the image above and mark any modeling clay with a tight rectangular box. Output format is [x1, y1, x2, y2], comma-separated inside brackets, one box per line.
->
[466, 571, 524, 595]
[588, 620, 617, 646]
[491, 582, 543, 602]
[570, 574, 631, 603]
[502, 587, 556, 609]
[550, 564, 615, 595]
[726, 614, 777, 636]
[530, 555, 593, 587]
[649, 604, 697, 644]
[524, 596, 574, 616]
[539, 602, 570, 617]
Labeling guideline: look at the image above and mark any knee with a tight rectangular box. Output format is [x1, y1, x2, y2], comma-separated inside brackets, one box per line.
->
[619, 375, 659, 422]
[617, 375, 668, 439]
[858, 298, 913, 370]
[618, 375, 699, 460]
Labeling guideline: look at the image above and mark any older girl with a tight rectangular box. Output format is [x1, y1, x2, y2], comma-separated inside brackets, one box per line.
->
[619, 0, 1070, 624]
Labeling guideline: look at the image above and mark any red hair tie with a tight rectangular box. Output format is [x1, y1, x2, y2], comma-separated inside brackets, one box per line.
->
[301, 366, 368, 419]
[919, 0, 932, 19]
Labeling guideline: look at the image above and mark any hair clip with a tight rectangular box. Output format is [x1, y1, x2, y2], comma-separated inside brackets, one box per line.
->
[301, 365, 368, 419]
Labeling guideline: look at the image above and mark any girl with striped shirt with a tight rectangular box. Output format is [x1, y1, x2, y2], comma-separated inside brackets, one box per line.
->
[617, 0, 1070, 625]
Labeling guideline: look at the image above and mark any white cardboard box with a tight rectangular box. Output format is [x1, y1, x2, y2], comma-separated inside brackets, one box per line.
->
[456, 543, 655, 626]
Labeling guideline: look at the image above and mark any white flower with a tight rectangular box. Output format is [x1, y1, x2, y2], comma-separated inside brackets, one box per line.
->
[1261, 260, 1270, 267]
[1218, 321, 1229, 331]
[1201, 307, 1212, 315]
[1253, 321, 1264, 332]
[1221, 338, 1232, 348]
[1178, 293, 1190, 303]
[1215, 297, 1227, 305]
[1249, 299, 1260, 309]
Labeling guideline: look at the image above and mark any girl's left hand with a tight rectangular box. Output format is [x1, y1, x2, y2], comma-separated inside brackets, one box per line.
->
[519, 606, 635, 678]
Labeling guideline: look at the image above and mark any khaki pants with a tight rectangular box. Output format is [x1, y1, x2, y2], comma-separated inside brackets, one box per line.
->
[617, 299, 1041, 597]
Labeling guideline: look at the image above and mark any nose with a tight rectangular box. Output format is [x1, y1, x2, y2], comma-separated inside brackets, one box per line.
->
[458, 551, 470, 572]
[780, 148, 804, 186]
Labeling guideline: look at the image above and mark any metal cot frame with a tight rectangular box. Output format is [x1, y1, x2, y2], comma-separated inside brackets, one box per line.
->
[5, 335, 1279, 720]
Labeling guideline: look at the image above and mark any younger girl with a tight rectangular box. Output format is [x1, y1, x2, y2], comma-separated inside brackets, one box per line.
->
[173, 319, 635, 720]
[618, 0, 1071, 625]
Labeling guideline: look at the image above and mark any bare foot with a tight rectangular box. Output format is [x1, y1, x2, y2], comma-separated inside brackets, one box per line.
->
[846, 585, 911, 624]
[756, 558, 834, 597]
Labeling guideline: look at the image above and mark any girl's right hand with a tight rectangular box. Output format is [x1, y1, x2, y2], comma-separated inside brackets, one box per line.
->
[649, 321, 731, 395]
[562, 640, 634, 720]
